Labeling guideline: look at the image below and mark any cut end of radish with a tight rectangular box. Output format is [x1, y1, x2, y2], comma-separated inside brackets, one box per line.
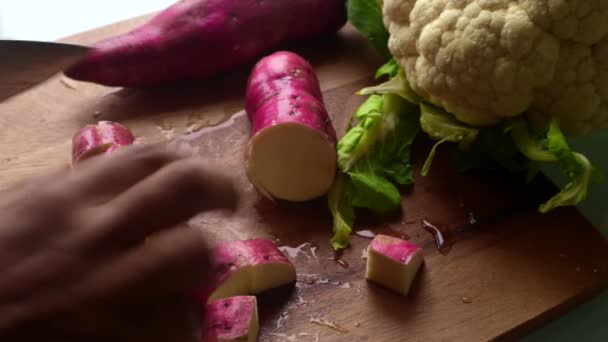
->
[365, 235, 424, 296]
[203, 296, 259, 342]
[74, 142, 115, 162]
[72, 121, 135, 163]
[202, 239, 297, 303]
[247, 123, 336, 202]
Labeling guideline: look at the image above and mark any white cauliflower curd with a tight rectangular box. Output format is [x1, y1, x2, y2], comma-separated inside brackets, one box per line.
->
[383, 0, 608, 134]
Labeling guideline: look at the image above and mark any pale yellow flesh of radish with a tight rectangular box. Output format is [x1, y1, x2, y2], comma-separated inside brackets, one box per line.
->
[250, 263, 296, 294]
[208, 263, 296, 303]
[248, 303, 259, 342]
[76, 142, 114, 162]
[247, 123, 336, 201]
[208, 270, 251, 303]
[365, 249, 424, 296]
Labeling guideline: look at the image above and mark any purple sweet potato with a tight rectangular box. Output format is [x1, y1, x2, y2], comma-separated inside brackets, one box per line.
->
[245, 51, 337, 201]
[72, 121, 135, 163]
[64, 0, 347, 87]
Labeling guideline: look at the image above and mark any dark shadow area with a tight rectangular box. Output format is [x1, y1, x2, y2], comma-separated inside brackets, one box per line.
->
[256, 282, 297, 330]
[366, 264, 428, 322]
[254, 196, 332, 244]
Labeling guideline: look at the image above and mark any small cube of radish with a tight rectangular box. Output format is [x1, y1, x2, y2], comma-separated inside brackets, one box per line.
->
[365, 235, 424, 296]
[203, 296, 259, 342]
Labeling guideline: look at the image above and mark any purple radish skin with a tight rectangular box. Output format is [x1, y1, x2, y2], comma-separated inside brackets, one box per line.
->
[72, 121, 135, 164]
[65, 0, 347, 87]
[203, 296, 259, 342]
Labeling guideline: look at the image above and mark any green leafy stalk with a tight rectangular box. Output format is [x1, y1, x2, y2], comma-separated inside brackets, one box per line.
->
[337, 95, 385, 171]
[419, 103, 479, 149]
[348, 171, 401, 213]
[510, 118, 599, 213]
[375, 58, 399, 79]
[418, 103, 479, 175]
[346, 0, 391, 60]
[453, 123, 531, 174]
[539, 152, 593, 213]
[510, 120, 557, 162]
[359, 69, 422, 104]
[328, 173, 355, 250]
[421, 135, 456, 176]
[329, 89, 420, 249]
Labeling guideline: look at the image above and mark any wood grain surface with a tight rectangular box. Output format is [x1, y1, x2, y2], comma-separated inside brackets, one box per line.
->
[1, 14, 608, 342]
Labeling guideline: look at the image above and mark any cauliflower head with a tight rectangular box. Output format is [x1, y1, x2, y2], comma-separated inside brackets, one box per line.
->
[383, 0, 608, 135]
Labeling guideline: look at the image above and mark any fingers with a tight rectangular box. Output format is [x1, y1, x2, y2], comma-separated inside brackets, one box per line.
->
[0, 164, 71, 207]
[43, 228, 205, 340]
[65, 144, 187, 205]
[76, 225, 212, 300]
[90, 158, 237, 246]
[47, 295, 198, 342]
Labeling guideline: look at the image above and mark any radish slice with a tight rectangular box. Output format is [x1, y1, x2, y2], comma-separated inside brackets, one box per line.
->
[72, 121, 135, 163]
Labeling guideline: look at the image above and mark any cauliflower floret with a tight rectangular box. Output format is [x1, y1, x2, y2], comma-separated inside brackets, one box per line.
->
[383, 0, 608, 134]
[520, 0, 608, 45]
[533, 38, 608, 134]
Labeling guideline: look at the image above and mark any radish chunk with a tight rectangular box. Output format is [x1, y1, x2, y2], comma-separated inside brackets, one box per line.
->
[245, 51, 337, 201]
[203, 239, 296, 303]
[64, 0, 346, 87]
[203, 296, 259, 342]
[365, 235, 424, 296]
[72, 121, 135, 164]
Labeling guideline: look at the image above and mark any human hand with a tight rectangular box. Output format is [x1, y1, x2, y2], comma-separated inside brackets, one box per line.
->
[0, 144, 237, 341]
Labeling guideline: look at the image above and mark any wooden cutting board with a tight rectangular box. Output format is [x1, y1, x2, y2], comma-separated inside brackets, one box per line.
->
[1, 14, 608, 342]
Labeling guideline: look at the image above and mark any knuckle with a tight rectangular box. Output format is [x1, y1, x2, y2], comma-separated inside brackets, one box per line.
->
[168, 159, 208, 184]
[165, 159, 214, 197]
[131, 145, 177, 164]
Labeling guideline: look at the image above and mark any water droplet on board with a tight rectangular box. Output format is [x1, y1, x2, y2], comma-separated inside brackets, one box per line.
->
[355, 230, 376, 239]
[468, 212, 477, 225]
[422, 219, 454, 255]
[330, 249, 349, 269]
[329, 258, 349, 269]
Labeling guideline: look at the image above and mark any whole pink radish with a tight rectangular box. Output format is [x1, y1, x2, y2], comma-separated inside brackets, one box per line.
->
[203, 296, 259, 342]
[245, 51, 337, 202]
[64, 0, 347, 87]
[72, 121, 135, 163]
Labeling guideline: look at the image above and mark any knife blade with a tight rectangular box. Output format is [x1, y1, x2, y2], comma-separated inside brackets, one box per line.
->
[0, 40, 90, 102]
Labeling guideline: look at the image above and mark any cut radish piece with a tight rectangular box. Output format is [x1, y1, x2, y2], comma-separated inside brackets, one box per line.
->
[72, 121, 135, 163]
[203, 296, 259, 342]
[365, 234, 424, 296]
[247, 123, 337, 201]
[245, 51, 337, 202]
[202, 239, 296, 303]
